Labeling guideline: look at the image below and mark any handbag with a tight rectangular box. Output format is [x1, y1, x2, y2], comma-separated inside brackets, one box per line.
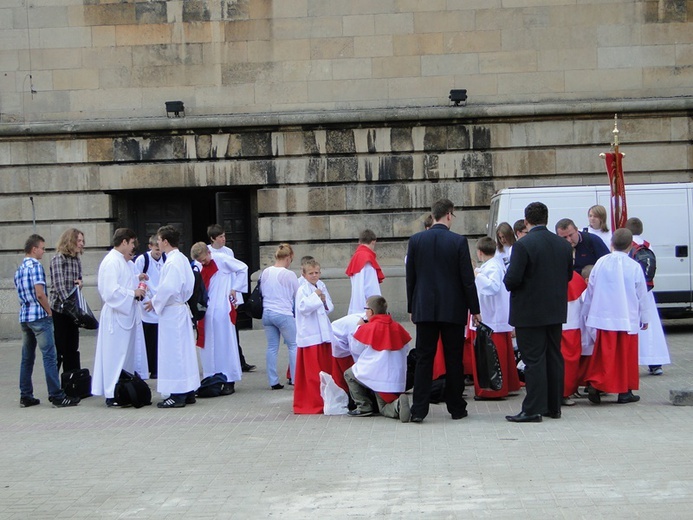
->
[246, 277, 263, 319]
[473, 322, 503, 391]
[114, 370, 152, 408]
[60, 287, 99, 330]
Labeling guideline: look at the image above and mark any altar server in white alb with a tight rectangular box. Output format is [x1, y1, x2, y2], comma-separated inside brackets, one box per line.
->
[624, 217, 671, 376]
[345, 229, 384, 315]
[92, 228, 149, 407]
[582, 228, 649, 405]
[190, 242, 248, 392]
[344, 296, 412, 421]
[147, 225, 200, 408]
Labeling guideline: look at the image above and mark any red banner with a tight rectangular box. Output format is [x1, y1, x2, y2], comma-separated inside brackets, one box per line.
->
[603, 152, 627, 230]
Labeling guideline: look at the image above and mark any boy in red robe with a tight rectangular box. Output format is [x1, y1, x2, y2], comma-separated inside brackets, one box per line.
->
[345, 229, 384, 315]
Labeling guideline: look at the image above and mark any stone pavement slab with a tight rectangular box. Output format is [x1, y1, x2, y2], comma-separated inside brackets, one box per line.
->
[0, 320, 692, 519]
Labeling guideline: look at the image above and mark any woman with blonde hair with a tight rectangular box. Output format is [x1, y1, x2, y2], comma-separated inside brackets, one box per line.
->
[495, 222, 516, 267]
[50, 228, 85, 372]
[260, 243, 299, 390]
[585, 204, 611, 249]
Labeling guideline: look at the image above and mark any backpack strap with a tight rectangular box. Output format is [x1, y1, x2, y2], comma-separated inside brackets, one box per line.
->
[142, 253, 150, 274]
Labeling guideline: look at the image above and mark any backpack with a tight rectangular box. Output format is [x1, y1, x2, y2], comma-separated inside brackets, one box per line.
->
[630, 241, 656, 290]
[196, 373, 230, 398]
[114, 370, 152, 408]
[187, 263, 209, 322]
[246, 277, 263, 319]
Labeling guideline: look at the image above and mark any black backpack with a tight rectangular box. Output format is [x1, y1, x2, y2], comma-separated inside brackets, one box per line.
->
[187, 264, 208, 322]
[114, 370, 152, 408]
[196, 373, 229, 398]
[246, 277, 264, 319]
[630, 241, 656, 291]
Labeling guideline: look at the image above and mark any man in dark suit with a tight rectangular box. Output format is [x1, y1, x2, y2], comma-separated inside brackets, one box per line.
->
[405, 198, 481, 423]
[504, 202, 573, 423]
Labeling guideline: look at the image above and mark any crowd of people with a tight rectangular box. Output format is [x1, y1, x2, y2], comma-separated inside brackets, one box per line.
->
[13, 198, 671, 421]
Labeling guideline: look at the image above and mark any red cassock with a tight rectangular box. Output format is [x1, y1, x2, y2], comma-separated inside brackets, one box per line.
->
[293, 342, 334, 414]
[561, 272, 588, 396]
[584, 330, 639, 394]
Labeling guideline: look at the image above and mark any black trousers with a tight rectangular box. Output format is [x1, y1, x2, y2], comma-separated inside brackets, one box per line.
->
[515, 324, 564, 415]
[236, 324, 248, 367]
[411, 322, 467, 419]
[52, 309, 80, 372]
[142, 322, 158, 377]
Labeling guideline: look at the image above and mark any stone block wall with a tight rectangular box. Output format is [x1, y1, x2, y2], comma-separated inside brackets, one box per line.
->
[1, 1, 693, 122]
[1, 110, 690, 336]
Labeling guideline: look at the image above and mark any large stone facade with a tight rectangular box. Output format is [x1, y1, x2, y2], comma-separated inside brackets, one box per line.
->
[1, 1, 692, 336]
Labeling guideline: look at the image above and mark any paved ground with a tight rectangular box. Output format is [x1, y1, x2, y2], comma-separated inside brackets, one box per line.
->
[1, 320, 692, 520]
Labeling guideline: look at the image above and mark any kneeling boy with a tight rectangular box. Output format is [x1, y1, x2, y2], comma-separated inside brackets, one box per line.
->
[344, 296, 412, 422]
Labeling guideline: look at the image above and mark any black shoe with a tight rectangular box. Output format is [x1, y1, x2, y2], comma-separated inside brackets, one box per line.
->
[617, 391, 640, 404]
[287, 379, 294, 386]
[505, 412, 542, 423]
[185, 394, 197, 404]
[157, 397, 185, 408]
[50, 395, 80, 408]
[587, 385, 601, 404]
[105, 398, 131, 408]
[271, 383, 284, 390]
[149, 373, 157, 379]
[20, 396, 40, 408]
[542, 411, 561, 419]
[241, 364, 256, 373]
[410, 416, 424, 423]
[347, 409, 374, 417]
[451, 410, 468, 420]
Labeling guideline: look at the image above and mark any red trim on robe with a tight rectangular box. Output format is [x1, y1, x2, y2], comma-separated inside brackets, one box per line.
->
[561, 328, 582, 397]
[567, 271, 587, 301]
[293, 342, 334, 414]
[195, 260, 219, 348]
[352, 314, 411, 351]
[345, 244, 385, 283]
[331, 355, 354, 395]
[584, 330, 639, 394]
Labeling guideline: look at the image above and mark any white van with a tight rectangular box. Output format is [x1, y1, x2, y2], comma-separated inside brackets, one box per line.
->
[488, 183, 692, 316]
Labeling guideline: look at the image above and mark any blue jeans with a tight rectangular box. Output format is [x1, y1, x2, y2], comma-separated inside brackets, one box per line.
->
[20, 316, 64, 399]
[262, 310, 297, 386]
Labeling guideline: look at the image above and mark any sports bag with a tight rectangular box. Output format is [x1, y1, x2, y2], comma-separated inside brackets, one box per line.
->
[114, 370, 152, 408]
[246, 277, 263, 319]
[474, 322, 503, 391]
[61, 368, 92, 399]
[196, 372, 228, 398]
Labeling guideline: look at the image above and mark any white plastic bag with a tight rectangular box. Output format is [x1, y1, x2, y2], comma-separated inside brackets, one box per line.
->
[319, 371, 349, 415]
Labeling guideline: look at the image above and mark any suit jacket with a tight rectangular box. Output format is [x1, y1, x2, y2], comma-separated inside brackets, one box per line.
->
[504, 225, 574, 327]
[406, 223, 480, 325]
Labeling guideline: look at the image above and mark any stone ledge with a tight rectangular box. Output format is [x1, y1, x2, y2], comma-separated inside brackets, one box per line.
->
[670, 387, 693, 406]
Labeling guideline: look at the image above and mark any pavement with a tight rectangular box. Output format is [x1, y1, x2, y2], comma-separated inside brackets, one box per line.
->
[1, 320, 693, 519]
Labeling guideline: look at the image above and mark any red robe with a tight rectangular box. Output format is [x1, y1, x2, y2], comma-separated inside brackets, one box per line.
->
[345, 244, 385, 283]
[561, 272, 587, 396]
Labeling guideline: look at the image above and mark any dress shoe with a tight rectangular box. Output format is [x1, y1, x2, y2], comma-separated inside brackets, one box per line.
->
[347, 409, 374, 417]
[451, 410, 468, 420]
[241, 364, 256, 373]
[505, 411, 542, 423]
[271, 383, 284, 390]
[617, 391, 640, 404]
[587, 385, 601, 404]
[410, 416, 424, 423]
[542, 411, 561, 419]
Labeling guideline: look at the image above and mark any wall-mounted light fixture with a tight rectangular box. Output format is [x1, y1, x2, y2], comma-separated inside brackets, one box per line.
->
[165, 101, 185, 118]
[449, 89, 467, 106]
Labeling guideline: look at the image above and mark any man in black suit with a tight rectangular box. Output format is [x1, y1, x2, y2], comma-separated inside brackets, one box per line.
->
[405, 198, 481, 423]
[504, 202, 573, 423]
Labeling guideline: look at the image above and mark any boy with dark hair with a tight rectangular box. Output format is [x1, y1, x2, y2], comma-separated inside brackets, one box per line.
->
[625, 217, 669, 375]
[344, 296, 412, 422]
[345, 229, 384, 314]
[582, 228, 649, 404]
[15, 234, 79, 408]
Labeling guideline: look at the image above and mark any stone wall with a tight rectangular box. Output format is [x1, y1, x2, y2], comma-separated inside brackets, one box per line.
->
[1, 109, 691, 336]
[1, 1, 692, 122]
